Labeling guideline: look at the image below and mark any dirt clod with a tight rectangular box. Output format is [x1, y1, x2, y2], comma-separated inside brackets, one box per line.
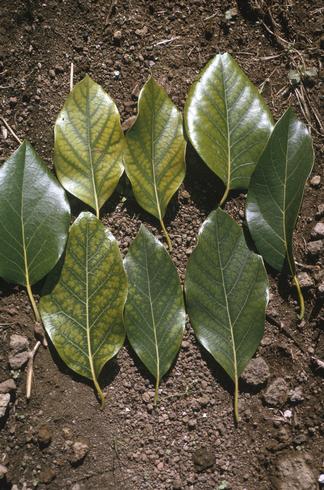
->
[264, 378, 289, 407]
[192, 447, 215, 472]
[39, 466, 56, 484]
[271, 452, 317, 489]
[70, 438, 90, 465]
[0, 464, 8, 480]
[37, 424, 52, 447]
[312, 222, 324, 239]
[241, 356, 270, 388]
[0, 379, 16, 394]
[297, 272, 314, 289]
[0, 394, 10, 419]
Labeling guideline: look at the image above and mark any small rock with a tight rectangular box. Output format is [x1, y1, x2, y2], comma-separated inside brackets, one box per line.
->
[70, 438, 89, 465]
[9, 96, 17, 107]
[225, 7, 238, 20]
[122, 115, 136, 132]
[197, 396, 209, 407]
[113, 30, 122, 43]
[264, 378, 289, 407]
[312, 222, 324, 239]
[0, 393, 10, 419]
[310, 175, 321, 188]
[55, 65, 64, 74]
[9, 334, 29, 354]
[241, 357, 270, 388]
[49, 69, 56, 79]
[316, 204, 324, 219]
[288, 70, 301, 86]
[142, 392, 151, 403]
[192, 447, 215, 472]
[0, 379, 16, 394]
[188, 419, 197, 429]
[37, 424, 52, 447]
[318, 474, 324, 485]
[113, 70, 120, 80]
[297, 272, 313, 289]
[172, 479, 183, 489]
[0, 464, 8, 480]
[8, 352, 29, 370]
[289, 386, 304, 403]
[135, 26, 148, 37]
[272, 452, 316, 489]
[39, 466, 56, 484]
[307, 240, 323, 257]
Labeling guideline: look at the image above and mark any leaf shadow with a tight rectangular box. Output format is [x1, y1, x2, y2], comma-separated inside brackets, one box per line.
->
[46, 335, 120, 403]
[117, 173, 181, 229]
[0, 278, 18, 298]
[195, 341, 234, 397]
[124, 339, 182, 394]
[184, 141, 225, 213]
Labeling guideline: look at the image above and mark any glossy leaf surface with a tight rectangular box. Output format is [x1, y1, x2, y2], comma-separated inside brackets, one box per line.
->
[246, 108, 314, 272]
[124, 77, 186, 247]
[40, 212, 127, 404]
[246, 108, 314, 318]
[54, 75, 125, 218]
[124, 225, 185, 401]
[0, 141, 70, 286]
[184, 53, 273, 203]
[185, 208, 268, 420]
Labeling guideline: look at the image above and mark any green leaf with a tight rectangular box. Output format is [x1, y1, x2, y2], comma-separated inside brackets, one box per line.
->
[124, 225, 185, 402]
[124, 77, 186, 249]
[184, 53, 273, 205]
[54, 75, 125, 218]
[0, 141, 70, 320]
[185, 208, 268, 422]
[40, 212, 127, 404]
[246, 108, 314, 318]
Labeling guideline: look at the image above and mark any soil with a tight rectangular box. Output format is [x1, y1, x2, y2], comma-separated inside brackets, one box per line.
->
[0, 0, 323, 489]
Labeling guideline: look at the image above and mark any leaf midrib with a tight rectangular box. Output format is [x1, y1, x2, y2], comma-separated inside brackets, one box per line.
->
[150, 99, 163, 224]
[85, 80, 100, 218]
[215, 217, 238, 384]
[144, 237, 160, 386]
[221, 57, 231, 200]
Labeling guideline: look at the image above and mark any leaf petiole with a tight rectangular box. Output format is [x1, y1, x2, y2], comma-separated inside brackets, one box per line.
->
[154, 378, 159, 405]
[234, 376, 240, 424]
[160, 218, 172, 250]
[293, 275, 305, 320]
[26, 280, 41, 323]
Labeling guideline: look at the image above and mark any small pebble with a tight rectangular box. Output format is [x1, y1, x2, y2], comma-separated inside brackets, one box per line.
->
[310, 175, 321, 187]
[312, 222, 324, 239]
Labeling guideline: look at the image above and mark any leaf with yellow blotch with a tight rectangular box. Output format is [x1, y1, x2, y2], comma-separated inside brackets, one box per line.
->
[54, 75, 125, 218]
[40, 212, 127, 405]
[124, 77, 186, 249]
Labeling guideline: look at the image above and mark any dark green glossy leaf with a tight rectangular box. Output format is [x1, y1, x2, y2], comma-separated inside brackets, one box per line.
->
[54, 75, 125, 218]
[0, 141, 70, 287]
[124, 77, 186, 248]
[184, 53, 273, 204]
[40, 212, 127, 404]
[246, 108, 314, 318]
[124, 225, 185, 401]
[185, 208, 268, 421]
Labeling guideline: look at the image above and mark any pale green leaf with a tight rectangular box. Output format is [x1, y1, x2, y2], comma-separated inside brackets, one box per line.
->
[54, 75, 125, 218]
[124, 77, 186, 248]
[184, 53, 273, 204]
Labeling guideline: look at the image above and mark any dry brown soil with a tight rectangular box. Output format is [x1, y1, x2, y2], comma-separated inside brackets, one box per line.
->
[0, 1, 323, 489]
